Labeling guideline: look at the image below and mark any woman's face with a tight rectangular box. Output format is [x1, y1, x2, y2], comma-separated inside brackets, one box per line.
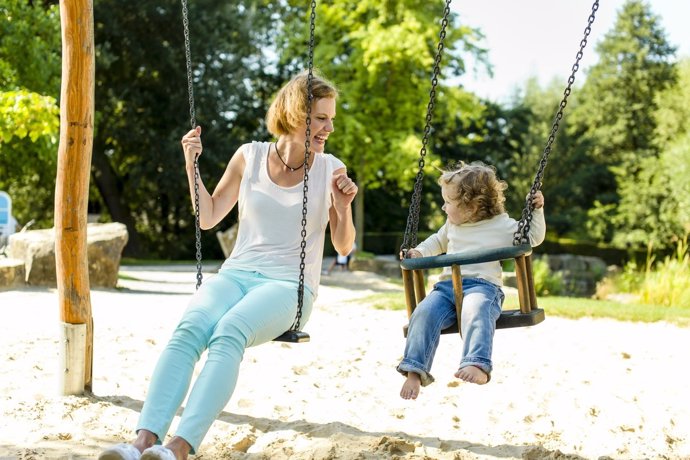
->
[293, 97, 336, 153]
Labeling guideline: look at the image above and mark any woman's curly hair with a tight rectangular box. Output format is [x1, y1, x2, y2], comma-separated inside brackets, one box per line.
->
[438, 161, 508, 222]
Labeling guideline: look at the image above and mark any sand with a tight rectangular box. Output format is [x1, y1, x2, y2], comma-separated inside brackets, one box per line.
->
[1, 265, 689, 459]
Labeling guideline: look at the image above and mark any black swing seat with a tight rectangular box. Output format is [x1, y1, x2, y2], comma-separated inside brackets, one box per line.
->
[273, 330, 311, 343]
[400, 243, 545, 337]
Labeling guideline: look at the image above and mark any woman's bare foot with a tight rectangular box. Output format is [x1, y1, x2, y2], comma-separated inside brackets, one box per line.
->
[400, 372, 422, 399]
[133, 429, 158, 453]
[454, 366, 489, 385]
[164, 436, 192, 460]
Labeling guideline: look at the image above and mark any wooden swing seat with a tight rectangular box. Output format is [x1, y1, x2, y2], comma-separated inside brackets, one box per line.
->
[400, 243, 544, 337]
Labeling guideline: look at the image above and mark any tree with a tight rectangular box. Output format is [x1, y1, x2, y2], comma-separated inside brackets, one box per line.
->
[569, 0, 677, 247]
[92, 0, 286, 257]
[614, 58, 690, 246]
[277, 0, 488, 250]
[0, 0, 61, 229]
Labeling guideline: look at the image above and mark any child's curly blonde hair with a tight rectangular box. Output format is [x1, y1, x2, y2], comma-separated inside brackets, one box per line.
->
[439, 161, 508, 222]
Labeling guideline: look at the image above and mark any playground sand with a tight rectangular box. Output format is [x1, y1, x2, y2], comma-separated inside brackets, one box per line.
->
[1, 265, 689, 459]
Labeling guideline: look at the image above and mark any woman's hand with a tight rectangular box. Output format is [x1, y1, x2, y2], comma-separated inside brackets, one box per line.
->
[331, 172, 358, 210]
[532, 190, 545, 209]
[181, 126, 203, 166]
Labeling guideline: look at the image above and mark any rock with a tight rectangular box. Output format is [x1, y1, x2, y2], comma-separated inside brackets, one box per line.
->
[7, 223, 128, 288]
[0, 258, 25, 290]
[216, 223, 239, 258]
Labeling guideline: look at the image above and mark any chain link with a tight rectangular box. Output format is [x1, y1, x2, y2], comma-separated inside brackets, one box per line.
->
[292, 0, 317, 332]
[400, 0, 452, 257]
[181, 0, 196, 130]
[513, 0, 599, 245]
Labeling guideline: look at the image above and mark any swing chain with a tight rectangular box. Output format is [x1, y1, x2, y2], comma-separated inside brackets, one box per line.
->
[181, 0, 196, 130]
[513, 0, 599, 245]
[400, 0, 452, 257]
[180, 0, 203, 288]
[292, 0, 317, 332]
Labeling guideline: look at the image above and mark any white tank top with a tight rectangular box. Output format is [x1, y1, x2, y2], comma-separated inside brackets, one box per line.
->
[221, 141, 345, 297]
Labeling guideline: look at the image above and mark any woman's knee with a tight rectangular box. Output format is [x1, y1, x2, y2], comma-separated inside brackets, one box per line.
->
[171, 310, 214, 349]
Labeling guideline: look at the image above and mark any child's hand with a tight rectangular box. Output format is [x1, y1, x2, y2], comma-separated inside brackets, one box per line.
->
[532, 191, 545, 209]
[399, 248, 423, 260]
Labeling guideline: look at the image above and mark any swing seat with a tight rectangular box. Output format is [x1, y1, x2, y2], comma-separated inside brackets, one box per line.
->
[400, 243, 544, 337]
[274, 330, 311, 343]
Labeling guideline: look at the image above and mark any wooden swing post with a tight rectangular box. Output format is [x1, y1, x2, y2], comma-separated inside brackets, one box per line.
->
[55, 0, 95, 395]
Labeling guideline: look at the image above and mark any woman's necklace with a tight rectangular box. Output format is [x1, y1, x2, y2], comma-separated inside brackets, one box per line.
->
[274, 142, 306, 172]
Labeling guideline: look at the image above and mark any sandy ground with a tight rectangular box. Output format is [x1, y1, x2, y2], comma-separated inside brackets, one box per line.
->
[1, 263, 689, 460]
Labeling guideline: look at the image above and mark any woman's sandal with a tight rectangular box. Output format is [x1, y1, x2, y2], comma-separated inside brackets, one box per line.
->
[98, 443, 141, 460]
[140, 445, 177, 460]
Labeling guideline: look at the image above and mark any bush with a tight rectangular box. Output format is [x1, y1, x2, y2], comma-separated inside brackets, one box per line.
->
[638, 237, 690, 307]
[595, 236, 690, 307]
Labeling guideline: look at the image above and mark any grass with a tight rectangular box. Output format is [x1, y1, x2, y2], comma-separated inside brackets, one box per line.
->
[357, 291, 690, 327]
[506, 295, 690, 327]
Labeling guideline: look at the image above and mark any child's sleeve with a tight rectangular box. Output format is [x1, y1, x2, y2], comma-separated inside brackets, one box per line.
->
[414, 223, 448, 256]
[527, 208, 546, 247]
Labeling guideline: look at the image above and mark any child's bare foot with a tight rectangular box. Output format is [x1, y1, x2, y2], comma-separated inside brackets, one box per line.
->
[400, 372, 421, 399]
[454, 366, 489, 385]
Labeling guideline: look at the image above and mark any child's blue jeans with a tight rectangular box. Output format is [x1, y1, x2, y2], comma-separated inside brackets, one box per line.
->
[397, 277, 504, 386]
[136, 269, 314, 453]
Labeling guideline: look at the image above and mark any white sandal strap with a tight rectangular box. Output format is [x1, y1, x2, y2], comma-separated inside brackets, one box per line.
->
[141, 445, 177, 460]
[98, 443, 141, 460]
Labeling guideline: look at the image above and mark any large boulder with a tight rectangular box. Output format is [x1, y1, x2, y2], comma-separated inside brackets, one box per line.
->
[0, 258, 25, 290]
[7, 223, 128, 288]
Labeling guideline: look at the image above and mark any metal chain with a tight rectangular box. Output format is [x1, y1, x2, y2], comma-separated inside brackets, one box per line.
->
[513, 0, 599, 245]
[400, 0, 452, 257]
[180, 0, 203, 288]
[292, 0, 317, 332]
[181, 0, 196, 129]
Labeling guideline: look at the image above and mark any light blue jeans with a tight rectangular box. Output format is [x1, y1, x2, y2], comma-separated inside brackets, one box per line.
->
[397, 277, 504, 386]
[136, 269, 314, 453]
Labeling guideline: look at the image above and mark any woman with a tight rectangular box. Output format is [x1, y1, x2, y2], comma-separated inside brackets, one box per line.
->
[99, 71, 357, 460]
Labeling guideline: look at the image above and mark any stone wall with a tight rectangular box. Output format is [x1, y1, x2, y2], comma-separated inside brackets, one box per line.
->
[540, 254, 607, 297]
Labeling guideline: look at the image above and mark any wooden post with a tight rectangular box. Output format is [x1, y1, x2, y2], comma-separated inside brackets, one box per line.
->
[451, 265, 464, 337]
[55, 0, 95, 395]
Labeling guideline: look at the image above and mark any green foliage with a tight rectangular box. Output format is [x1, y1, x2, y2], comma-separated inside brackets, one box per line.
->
[297, 0, 487, 189]
[650, 58, 690, 239]
[91, 0, 288, 257]
[570, 0, 677, 247]
[0, 1, 61, 229]
[638, 237, 690, 307]
[532, 256, 564, 296]
[0, 0, 61, 94]
[596, 237, 690, 308]
[0, 90, 58, 144]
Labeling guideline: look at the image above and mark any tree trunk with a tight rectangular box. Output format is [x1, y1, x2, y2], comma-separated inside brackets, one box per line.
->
[91, 148, 144, 256]
[55, 0, 95, 394]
